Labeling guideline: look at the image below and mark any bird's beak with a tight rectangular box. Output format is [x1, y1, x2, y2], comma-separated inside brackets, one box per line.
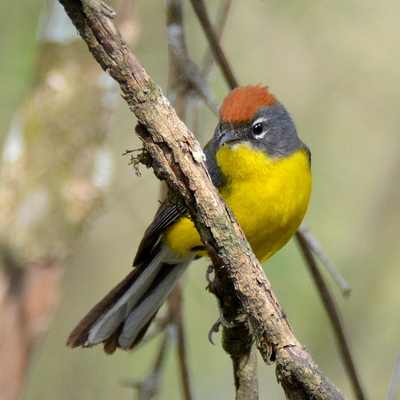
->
[220, 130, 240, 146]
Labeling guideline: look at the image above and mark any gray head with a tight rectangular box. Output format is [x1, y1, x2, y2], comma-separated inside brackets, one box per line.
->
[204, 85, 310, 186]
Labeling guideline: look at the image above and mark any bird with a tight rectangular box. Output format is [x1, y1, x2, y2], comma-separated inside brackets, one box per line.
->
[67, 84, 312, 354]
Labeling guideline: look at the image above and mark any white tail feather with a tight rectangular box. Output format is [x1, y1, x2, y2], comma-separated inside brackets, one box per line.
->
[119, 261, 190, 348]
[86, 245, 193, 347]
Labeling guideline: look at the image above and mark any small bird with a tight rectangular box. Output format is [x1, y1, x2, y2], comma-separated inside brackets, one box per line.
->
[67, 85, 312, 354]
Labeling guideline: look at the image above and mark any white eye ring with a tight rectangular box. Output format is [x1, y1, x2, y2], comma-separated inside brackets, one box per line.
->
[251, 118, 269, 139]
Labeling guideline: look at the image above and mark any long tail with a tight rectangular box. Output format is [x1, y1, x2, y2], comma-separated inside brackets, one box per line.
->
[67, 245, 193, 354]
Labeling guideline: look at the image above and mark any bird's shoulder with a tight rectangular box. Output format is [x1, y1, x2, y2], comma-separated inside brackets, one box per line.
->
[134, 137, 224, 266]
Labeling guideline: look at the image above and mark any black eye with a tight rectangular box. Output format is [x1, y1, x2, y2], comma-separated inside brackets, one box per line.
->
[251, 123, 264, 137]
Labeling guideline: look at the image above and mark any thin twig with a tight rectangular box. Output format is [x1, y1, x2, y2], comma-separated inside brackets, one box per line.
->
[298, 224, 351, 297]
[168, 282, 195, 400]
[189, 0, 238, 89]
[166, 0, 219, 116]
[295, 230, 367, 400]
[121, 284, 195, 400]
[201, 0, 234, 76]
[386, 345, 400, 400]
[120, 334, 170, 400]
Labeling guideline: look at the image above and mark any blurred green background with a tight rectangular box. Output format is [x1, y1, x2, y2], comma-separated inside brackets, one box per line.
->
[1, 0, 400, 399]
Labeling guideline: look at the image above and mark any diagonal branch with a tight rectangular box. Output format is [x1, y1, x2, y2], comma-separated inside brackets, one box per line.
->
[201, 0, 234, 76]
[58, 1, 346, 398]
[189, 0, 238, 89]
[295, 231, 366, 400]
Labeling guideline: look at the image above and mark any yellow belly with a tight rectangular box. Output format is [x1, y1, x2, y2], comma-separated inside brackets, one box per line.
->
[163, 144, 312, 263]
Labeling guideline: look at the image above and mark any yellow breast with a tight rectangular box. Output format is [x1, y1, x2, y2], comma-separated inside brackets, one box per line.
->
[163, 144, 312, 262]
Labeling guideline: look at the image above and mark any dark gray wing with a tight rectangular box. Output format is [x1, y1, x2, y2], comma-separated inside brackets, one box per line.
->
[133, 134, 224, 266]
[133, 194, 187, 266]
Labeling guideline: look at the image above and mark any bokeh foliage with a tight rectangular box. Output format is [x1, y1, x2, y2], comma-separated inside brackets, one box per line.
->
[1, 0, 399, 399]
